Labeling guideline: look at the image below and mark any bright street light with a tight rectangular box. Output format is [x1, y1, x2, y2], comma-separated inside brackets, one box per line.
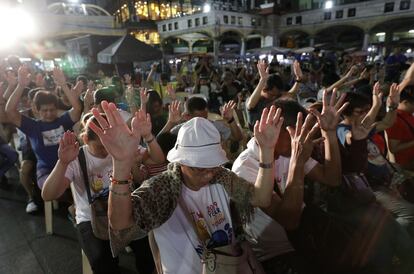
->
[376, 32, 386, 37]
[0, 5, 37, 51]
[324, 1, 333, 9]
[409, 30, 414, 34]
[203, 3, 211, 13]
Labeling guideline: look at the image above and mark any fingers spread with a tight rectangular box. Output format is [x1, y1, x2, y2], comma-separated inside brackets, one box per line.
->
[88, 120, 104, 137]
[92, 107, 109, 130]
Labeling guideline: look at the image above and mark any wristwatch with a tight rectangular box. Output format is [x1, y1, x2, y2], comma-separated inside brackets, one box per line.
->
[386, 104, 398, 113]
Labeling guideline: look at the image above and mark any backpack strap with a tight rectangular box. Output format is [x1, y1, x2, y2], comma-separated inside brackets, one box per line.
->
[78, 147, 93, 205]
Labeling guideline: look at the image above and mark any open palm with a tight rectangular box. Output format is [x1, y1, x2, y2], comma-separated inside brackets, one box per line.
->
[58, 131, 79, 165]
[287, 113, 321, 162]
[254, 106, 284, 149]
[89, 101, 141, 161]
[309, 89, 348, 132]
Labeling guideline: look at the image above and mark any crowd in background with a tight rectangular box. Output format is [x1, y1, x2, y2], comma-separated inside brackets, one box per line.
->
[0, 46, 414, 274]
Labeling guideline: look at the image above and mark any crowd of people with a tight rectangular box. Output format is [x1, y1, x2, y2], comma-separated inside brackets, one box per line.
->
[1, 47, 414, 274]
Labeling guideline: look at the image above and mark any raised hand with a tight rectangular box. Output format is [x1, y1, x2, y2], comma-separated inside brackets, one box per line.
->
[134, 109, 152, 139]
[53, 67, 66, 86]
[72, 80, 84, 98]
[257, 60, 269, 80]
[287, 113, 321, 163]
[254, 106, 284, 149]
[124, 74, 132, 85]
[309, 89, 349, 132]
[345, 65, 358, 79]
[17, 66, 31, 87]
[58, 131, 79, 165]
[125, 85, 135, 102]
[293, 60, 303, 81]
[220, 100, 236, 122]
[87, 80, 95, 92]
[402, 63, 414, 85]
[372, 81, 383, 107]
[83, 87, 94, 110]
[352, 116, 375, 141]
[140, 88, 149, 106]
[387, 83, 400, 107]
[89, 101, 141, 162]
[167, 84, 176, 100]
[168, 100, 181, 124]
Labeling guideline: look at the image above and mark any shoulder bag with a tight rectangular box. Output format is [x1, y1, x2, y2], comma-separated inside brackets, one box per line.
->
[178, 198, 265, 274]
[78, 147, 109, 240]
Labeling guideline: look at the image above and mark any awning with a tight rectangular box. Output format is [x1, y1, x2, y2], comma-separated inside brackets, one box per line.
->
[97, 34, 162, 64]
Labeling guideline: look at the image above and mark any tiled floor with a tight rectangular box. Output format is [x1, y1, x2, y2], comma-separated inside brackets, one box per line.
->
[0, 169, 137, 274]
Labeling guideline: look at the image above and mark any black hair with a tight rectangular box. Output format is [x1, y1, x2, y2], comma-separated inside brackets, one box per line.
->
[82, 114, 107, 141]
[354, 84, 373, 104]
[160, 73, 169, 82]
[146, 90, 163, 115]
[33, 91, 58, 110]
[76, 75, 88, 87]
[186, 97, 207, 114]
[156, 132, 177, 156]
[400, 85, 414, 104]
[272, 99, 308, 128]
[322, 73, 340, 88]
[342, 92, 371, 117]
[264, 74, 284, 92]
[22, 88, 30, 98]
[94, 87, 117, 104]
[28, 88, 42, 101]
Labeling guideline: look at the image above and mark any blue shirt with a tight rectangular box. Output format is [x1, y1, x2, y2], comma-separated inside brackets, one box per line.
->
[19, 112, 75, 174]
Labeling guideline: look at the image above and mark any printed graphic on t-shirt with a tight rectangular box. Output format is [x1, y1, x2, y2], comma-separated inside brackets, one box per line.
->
[367, 140, 387, 166]
[90, 170, 112, 199]
[191, 201, 233, 254]
[91, 174, 104, 193]
[41, 126, 65, 146]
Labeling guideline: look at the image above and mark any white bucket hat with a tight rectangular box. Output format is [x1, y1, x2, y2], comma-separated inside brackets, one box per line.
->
[167, 117, 228, 168]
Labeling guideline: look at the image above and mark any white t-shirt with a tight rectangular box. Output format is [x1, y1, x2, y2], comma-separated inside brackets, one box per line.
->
[232, 138, 317, 261]
[153, 183, 236, 274]
[65, 146, 112, 224]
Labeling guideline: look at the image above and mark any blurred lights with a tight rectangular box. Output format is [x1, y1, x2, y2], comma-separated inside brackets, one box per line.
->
[409, 30, 414, 34]
[0, 5, 37, 50]
[203, 3, 211, 13]
[376, 32, 386, 37]
[324, 1, 333, 9]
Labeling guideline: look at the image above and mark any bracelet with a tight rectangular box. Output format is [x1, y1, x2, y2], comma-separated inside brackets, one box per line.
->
[110, 174, 133, 185]
[109, 185, 131, 196]
[227, 117, 235, 124]
[259, 162, 274, 169]
[145, 135, 155, 144]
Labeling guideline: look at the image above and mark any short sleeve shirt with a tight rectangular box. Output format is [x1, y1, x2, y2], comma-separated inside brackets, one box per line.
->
[19, 112, 75, 172]
[386, 110, 414, 166]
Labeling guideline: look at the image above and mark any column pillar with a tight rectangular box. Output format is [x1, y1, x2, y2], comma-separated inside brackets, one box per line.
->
[362, 32, 370, 50]
[384, 32, 393, 56]
[309, 37, 315, 47]
[250, 0, 255, 10]
[213, 37, 219, 65]
[240, 38, 246, 57]
[188, 41, 194, 53]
